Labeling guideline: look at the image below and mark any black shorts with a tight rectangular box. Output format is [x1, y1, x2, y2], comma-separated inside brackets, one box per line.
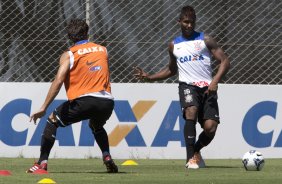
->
[178, 83, 220, 125]
[53, 96, 114, 129]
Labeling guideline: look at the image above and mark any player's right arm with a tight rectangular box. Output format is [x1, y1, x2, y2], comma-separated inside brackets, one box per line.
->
[30, 51, 70, 124]
[134, 41, 178, 82]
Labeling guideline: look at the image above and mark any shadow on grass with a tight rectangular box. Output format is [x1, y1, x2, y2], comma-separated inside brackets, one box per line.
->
[205, 165, 241, 169]
[49, 171, 131, 174]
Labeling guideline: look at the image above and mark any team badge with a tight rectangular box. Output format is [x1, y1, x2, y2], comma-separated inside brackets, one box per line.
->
[194, 41, 202, 51]
[184, 89, 190, 95]
[185, 94, 193, 103]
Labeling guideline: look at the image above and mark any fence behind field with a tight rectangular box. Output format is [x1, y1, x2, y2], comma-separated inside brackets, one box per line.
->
[1, 0, 281, 84]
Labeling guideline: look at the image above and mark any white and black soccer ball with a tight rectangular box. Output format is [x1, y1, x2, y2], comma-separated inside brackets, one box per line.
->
[242, 150, 265, 171]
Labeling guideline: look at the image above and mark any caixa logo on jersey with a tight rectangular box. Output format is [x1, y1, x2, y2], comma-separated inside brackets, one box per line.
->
[242, 101, 282, 147]
[0, 99, 186, 147]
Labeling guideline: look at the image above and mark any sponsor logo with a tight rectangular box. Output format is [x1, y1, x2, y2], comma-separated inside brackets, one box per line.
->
[242, 101, 282, 148]
[0, 99, 186, 147]
[89, 66, 101, 71]
[1, 99, 280, 149]
[192, 81, 209, 87]
[86, 59, 99, 66]
[77, 46, 104, 55]
[179, 54, 204, 63]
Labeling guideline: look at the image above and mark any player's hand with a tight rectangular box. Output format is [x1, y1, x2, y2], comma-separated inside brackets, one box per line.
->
[206, 81, 218, 95]
[30, 109, 46, 125]
[133, 66, 150, 81]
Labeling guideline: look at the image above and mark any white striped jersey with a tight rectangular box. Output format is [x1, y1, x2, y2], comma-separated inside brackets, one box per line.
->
[173, 32, 212, 88]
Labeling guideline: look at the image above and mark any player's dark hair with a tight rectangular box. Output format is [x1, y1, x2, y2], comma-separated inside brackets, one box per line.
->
[67, 19, 89, 43]
[179, 5, 196, 21]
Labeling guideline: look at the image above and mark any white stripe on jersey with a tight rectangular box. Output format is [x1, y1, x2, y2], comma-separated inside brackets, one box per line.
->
[68, 51, 74, 70]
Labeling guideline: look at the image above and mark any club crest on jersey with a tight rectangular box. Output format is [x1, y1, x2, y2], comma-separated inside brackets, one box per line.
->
[194, 41, 202, 51]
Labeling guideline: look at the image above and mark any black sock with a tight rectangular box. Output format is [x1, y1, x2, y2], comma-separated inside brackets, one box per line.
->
[38, 120, 58, 164]
[93, 127, 110, 155]
[194, 131, 214, 153]
[184, 120, 196, 162]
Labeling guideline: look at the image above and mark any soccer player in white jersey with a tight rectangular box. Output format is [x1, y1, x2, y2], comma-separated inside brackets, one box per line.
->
[134, 5, 230, 169]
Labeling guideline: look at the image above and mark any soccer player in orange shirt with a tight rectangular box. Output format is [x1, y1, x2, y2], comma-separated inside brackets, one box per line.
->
[27, 19, 118, 173]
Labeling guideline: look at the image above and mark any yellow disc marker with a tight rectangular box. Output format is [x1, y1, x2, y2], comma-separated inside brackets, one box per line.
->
[38, 178, 56, 184]
[121, 160, 138, 166]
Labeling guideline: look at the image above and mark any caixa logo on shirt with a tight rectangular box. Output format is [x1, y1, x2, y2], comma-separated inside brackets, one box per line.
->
[242, 101, 282, 147]
[179, 54, 204, 63]
[0, 99, 186, 147]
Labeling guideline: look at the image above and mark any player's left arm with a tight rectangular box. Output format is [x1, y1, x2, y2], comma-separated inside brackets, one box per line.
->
[204, 34, 230, 93]
[30, 51, 70, 124]
[133, 41, 178, 82]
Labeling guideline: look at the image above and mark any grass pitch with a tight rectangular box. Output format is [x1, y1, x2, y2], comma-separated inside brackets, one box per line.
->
[1, 158, 282, 184]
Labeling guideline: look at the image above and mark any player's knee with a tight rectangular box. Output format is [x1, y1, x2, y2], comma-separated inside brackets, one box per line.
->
[203, 120, 218, 136]
[49, 113, 66, 127]
[42, 118, 58, 141]
[184, 106, 197, 121]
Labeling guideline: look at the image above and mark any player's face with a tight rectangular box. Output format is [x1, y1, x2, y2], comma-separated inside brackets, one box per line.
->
[179, 16, 195, 38]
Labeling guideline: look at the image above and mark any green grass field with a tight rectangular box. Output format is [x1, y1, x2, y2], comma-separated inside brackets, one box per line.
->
[1, 158, 282, 184]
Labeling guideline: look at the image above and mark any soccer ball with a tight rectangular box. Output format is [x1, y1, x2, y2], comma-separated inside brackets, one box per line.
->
[242, 150, 265, 171]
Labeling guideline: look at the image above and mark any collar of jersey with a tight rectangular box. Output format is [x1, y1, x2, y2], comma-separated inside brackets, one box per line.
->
[75, 40, 89, 45]
[181, 31, 199, 41]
